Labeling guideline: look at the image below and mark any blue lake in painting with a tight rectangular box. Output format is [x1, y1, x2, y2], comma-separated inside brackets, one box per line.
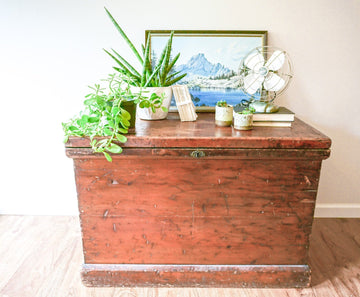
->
[189, 88, 250, 107]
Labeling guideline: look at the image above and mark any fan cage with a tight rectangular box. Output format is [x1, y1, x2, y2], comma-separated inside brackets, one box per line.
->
[238, 46, 293, 104]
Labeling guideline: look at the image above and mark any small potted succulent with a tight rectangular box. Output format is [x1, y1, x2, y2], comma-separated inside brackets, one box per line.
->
[62, 73, 164, 162]
[215, 100, 233, 127]
[104, 8, 186, 120]
[233, 106, 256, 130]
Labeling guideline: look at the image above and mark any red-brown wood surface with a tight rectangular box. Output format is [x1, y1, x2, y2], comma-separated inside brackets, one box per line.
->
[81, 264, 310, 288]
[66, 113, 331, 287]
[65, 113, 331, 149]
[74, 158, 319, 266]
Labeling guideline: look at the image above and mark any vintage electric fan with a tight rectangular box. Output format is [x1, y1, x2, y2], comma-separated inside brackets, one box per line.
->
[238, 46, 293, 113]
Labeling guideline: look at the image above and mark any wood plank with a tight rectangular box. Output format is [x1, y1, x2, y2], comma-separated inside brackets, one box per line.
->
[65, 114, 332, 150]
[81, 264, 311, 288]
[66, 148, 331, 160]
[73, 158, 319, 219]
[80, 215, 310, 265]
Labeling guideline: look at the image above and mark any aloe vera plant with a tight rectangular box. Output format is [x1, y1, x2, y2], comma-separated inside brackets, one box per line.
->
[104, 7, 186, 87]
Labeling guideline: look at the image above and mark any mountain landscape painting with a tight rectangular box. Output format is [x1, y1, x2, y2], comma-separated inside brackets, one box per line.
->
[147, 31, 267, 109]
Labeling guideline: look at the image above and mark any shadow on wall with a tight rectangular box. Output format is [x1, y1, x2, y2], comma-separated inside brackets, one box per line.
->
[313, 124, 360, 205]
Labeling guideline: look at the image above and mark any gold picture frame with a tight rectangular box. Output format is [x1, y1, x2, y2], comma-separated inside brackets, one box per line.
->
[146, 30, 267, 112]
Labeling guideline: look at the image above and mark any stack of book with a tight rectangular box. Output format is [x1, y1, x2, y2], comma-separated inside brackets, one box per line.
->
[172, 85, 198, 121]
[253, 107, 295, 127]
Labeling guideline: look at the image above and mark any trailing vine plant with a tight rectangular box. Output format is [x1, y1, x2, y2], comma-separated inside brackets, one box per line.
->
[62, 74, 164, 162]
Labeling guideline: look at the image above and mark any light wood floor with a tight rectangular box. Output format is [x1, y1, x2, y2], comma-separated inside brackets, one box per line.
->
[0, 216, 359, 297]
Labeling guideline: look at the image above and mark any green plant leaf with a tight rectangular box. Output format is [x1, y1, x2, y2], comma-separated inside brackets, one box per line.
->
[167, 53, 180, 73]
[106, 143, 123, 154]
[118, 128, 128, 134]
[104, 7, 143, 65]
[111, 106, 120, 115]
[160, 32, 174, 85]
[116, 134, 127, 143]
[120, 118, 130, 128]
[111, 48, 141, 77]
[141, 35, 151, 87]
[103, 152, 112, 162]
[103, 49, 141, 82]
[144, 63, 162, 88]
[104, 128, 113, 136]
[165, 73, 187, 86]
[88, 117, 99, 123]
[121, 108, 131, 120]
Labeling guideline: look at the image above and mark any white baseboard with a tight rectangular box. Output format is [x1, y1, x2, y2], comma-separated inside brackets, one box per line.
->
[315, 203, 360, 218]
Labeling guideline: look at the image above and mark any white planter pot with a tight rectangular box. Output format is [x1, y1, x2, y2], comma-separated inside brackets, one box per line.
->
[134, 87, 172, 120]
[233, 112, 253, 130]
[215, 105, 233, 127]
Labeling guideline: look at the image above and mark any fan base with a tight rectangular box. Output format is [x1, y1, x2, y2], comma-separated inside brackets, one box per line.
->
[250, 101, 280, 113]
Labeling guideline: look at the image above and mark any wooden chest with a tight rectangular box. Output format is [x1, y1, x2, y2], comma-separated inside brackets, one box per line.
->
[65, 113, 331, 288]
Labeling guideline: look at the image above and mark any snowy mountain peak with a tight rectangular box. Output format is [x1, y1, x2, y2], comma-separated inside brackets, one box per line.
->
[177, 54, 232, 78]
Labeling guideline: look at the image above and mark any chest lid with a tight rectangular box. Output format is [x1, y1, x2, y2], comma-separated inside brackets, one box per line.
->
[65, 113, 331, 150]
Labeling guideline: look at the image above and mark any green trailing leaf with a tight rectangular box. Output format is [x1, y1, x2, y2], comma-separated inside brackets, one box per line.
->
[120, 118, 130, 128]
[103, 152, 112, 162]
[106, 143, 122, 154]
[121, 108, 131, 120]
[116, 134, 127, 143]
[104, 7, 143, 65]
[63, 72, 172, 162]
[118, 128, 128, 134]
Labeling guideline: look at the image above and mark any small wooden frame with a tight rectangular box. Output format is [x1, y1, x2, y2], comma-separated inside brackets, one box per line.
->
[172, 85, 198, 121]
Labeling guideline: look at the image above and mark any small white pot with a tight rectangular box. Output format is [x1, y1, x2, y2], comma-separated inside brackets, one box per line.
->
[233, 112, 253, 130]
[215, 105, 233, 127]
[135, 87, 172, 120]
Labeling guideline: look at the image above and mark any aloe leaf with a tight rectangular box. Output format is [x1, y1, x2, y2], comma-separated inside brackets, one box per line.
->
[165, 73, 187, 86]
[104, 49, 141, 81]
[144, 63, 162, 87]
[165, 70, 182, 81]
[160, 32, 174, 85]
[111, 48, 141, 77]
[141, 35, 151, 87]
[154, 36, 169, 70]
[104, 7, 143, 65]
[141, 44, 145, 56]
[167, 52, 180, 74]
[112, 68, 140, 85]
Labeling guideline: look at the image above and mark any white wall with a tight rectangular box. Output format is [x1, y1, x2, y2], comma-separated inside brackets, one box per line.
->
[1, 0, 359, 216]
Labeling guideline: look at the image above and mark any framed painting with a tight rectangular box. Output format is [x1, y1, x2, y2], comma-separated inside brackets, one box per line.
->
[145, 30, 267, 111]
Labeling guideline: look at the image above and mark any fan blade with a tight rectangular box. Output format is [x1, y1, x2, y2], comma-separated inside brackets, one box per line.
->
[244, 52, 265, 71]
[265, 50, 285, 71]
[263, 72, 285, 91]
[243, 74, 264, 94]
